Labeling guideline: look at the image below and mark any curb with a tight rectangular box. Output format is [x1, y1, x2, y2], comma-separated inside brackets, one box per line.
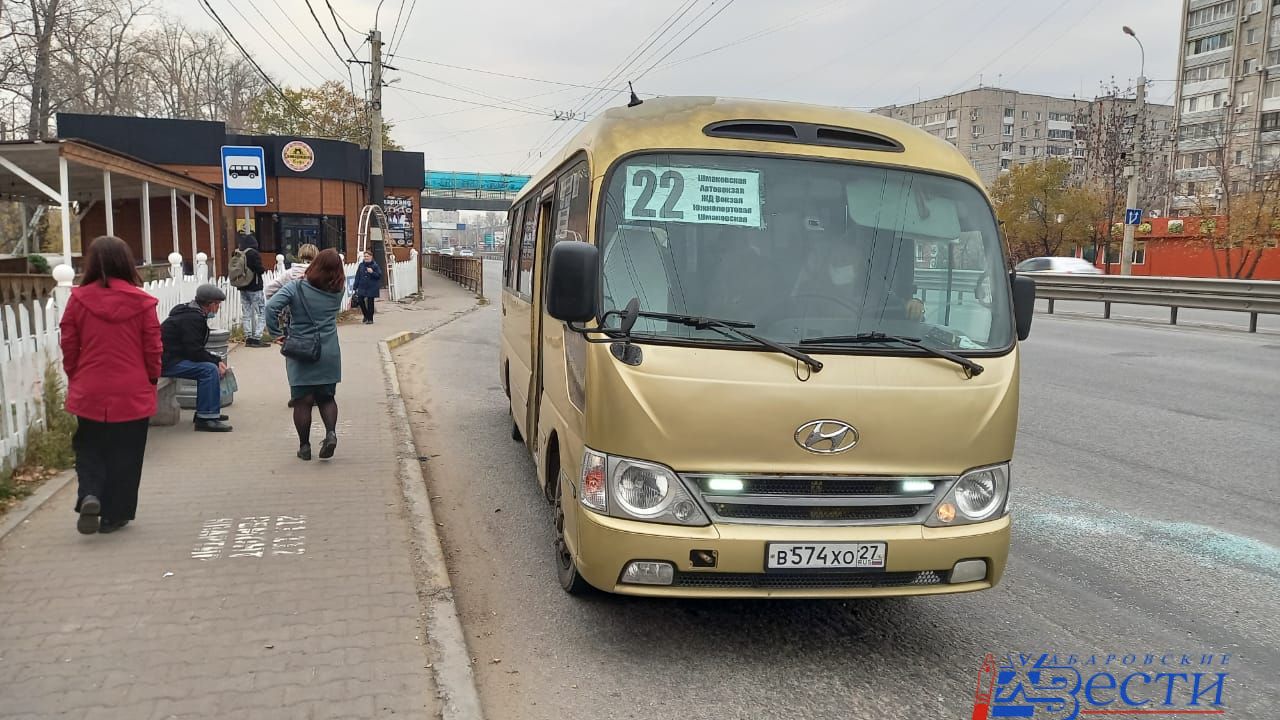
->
[380, 334, 485, 720]
[0, 468, 76, 543]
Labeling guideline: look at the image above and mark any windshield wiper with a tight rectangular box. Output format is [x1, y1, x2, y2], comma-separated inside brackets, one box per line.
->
[799, 332, 984, 377]
[634, 310, 823, 373]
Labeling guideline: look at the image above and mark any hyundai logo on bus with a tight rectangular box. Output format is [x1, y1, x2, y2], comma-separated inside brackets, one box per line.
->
[221, 146, 267, 207]
[795, 420, 859, 454]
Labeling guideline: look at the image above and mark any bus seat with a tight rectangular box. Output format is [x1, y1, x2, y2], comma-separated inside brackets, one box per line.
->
[600, 225, 678, 315]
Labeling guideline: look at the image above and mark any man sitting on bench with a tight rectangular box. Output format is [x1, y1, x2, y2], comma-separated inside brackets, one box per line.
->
[161, 284, 233, 432]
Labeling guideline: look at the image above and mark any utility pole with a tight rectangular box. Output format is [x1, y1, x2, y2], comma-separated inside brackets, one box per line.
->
[369, 28, 387, 287]
[1121, 25, 1146, 276]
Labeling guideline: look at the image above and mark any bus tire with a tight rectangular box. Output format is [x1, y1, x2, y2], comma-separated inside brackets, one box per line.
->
[554, 472, 593, 595]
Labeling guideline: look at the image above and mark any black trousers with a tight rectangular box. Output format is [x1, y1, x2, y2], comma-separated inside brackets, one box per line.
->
[73, 417, 149, 523]
[357, 295, 376, 322]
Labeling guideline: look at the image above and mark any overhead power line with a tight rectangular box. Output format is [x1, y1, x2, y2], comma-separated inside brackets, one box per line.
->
[388, 86, 580, 118]
[392, 56, 643, 92]
[525, 0, 738, 171]
[215, 0, 330, 86]
[388, 0, 420, 59]
[324, 0, 363, 62]
[385, 0, 409, 58]
[516, 0, 709, 172]
[651, 0, 844, 74]
[197, 0, 305, 116]
[303, 0, 354, 67]
[264, 0, 349, 75]
[391, 66, 559, 115]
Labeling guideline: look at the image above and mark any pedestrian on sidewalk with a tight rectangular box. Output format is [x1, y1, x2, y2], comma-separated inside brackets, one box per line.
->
[59, 236, 162, 535]
[265, 249, 345, 461]
[230, 233, 268, 347]
[264, 243, 318, 301]
[160, 284, 233, 432]
[352, 250, 382, 324]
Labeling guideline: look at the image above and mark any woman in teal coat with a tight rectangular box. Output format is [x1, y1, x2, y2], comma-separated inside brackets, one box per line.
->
[266, 249, 346, 461]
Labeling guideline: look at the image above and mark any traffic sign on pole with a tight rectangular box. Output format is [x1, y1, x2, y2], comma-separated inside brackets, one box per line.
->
[221, 146, 267, 207]
[1125, 208, 1142, 225]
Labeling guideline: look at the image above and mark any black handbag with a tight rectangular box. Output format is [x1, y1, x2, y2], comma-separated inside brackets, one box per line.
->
[279, 281, 322, 363]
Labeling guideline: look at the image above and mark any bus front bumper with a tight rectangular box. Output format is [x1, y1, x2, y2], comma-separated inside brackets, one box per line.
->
[572, 510, 1011, 598]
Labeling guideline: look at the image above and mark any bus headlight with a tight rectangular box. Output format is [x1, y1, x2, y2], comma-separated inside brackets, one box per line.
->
[927, 464, 1009, 526]
[580, 449, 709, 526]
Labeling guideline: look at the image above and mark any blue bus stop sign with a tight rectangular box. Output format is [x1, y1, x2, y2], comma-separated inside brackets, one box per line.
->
[221, 146, 267, 207]
[1125, 208, 1142, 225]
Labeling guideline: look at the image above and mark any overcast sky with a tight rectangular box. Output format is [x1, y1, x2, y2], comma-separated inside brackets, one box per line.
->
[187, 0, 1182, 174]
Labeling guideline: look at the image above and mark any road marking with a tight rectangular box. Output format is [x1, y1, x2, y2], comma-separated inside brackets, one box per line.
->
[191, 515, 308, 560]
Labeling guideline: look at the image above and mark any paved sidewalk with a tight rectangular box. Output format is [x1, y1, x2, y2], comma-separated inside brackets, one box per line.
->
[0, 276, 480, 720]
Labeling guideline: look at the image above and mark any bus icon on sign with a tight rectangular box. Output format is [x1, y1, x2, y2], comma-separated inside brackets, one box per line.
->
[228, 164, 259, 179]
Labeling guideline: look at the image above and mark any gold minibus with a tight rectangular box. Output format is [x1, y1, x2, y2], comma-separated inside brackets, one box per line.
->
[499, 96, 1034, 598]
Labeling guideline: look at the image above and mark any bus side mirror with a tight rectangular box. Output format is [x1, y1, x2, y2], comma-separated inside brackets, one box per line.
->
[1010, 272, 1035, 340]
[547, 241, 599, 323]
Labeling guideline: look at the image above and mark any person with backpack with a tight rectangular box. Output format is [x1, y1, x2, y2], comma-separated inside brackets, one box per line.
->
[229, 233, 267, 347]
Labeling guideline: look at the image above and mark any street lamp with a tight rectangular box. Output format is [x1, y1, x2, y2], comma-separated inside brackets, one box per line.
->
[1120, 25, 1146, 276]
[1123, 26, 1145, 84]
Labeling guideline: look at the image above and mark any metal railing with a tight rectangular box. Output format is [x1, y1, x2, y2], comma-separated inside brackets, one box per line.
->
[426, 254, 484, 296]
[1030, 273, 1280, 333]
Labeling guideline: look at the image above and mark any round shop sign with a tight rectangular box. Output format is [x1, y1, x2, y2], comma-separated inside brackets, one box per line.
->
[281, 141, 315, 172]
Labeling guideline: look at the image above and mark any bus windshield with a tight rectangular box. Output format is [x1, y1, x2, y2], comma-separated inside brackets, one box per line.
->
[597, 153, 1014, 353]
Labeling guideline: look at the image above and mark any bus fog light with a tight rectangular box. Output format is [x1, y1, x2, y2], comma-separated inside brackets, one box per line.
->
[672, 500, 697, 522]
[951, 560, 988, 583]
[936, 502, 957, 524]
[621, 561, 674, 585]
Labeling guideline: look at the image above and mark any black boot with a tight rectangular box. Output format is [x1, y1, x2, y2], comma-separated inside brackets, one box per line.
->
[193, 413, 230, 422]
[194, 418, 233, 432]
[77, 495, 101, 535]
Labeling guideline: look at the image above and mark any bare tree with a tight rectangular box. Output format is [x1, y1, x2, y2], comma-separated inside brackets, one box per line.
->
[1, 6, 268, 138]
[1186, 107, 1278, 279]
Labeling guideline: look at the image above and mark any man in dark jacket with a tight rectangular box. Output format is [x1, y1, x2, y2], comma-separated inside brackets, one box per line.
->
[238, 234, 268, 347]
[161, 284, 232, 432]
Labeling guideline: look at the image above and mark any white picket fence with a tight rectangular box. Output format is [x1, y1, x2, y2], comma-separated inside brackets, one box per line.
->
[1, 249, 420, 469]
[0, 297, 63, 469]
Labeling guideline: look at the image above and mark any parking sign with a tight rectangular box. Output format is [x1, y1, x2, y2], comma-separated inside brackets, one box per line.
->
[221, 146, 267, 207]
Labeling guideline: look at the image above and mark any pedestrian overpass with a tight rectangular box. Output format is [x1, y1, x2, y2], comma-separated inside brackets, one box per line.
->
[421, 171, 529, 212]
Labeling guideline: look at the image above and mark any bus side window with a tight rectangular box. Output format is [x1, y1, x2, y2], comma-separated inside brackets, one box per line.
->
[518, 202, 538, 296]
[505, 204, 524, 289]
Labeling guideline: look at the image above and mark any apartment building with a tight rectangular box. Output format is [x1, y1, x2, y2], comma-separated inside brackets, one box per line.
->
[873, 88, 1175, 199]
[1173, 0, 1280, 213]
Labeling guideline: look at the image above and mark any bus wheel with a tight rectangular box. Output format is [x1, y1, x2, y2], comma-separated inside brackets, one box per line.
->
[554, 477, 592, 595]
[510, 412, 523, 442]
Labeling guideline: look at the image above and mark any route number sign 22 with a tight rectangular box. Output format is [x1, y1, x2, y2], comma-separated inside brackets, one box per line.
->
[624, 166, 762, 228]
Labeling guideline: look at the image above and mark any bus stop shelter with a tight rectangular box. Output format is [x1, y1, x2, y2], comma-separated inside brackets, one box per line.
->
[0, 139, 218, 270]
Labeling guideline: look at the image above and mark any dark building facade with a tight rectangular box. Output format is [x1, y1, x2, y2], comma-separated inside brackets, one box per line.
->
[56, 114, 425, 271]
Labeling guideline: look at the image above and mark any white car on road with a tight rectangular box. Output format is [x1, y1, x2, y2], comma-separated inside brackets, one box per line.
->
[1014, 256, 1103, 274]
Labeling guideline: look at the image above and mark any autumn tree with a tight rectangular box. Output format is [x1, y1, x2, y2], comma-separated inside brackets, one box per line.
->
[1, 5, 267, 137]
[1181, 105, 1279, 278]
[1074, 83, 1174, 268]
[246, 80, 400, 150]
[991, 159, 1098, 263]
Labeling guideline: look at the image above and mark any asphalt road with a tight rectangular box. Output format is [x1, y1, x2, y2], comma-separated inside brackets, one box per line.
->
[396, 261, 1279, 720]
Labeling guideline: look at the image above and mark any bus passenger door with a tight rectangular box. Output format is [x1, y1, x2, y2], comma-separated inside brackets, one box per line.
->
[527, 191, 556, 455]
[504, 203, 535, 445]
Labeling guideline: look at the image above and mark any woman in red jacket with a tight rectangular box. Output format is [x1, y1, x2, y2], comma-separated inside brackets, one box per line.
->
[59, 236, 162, 535]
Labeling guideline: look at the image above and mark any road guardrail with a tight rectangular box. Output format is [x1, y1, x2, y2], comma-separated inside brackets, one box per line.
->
[426, 254, 484, 296]
[1029, 273, 1280, 333]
